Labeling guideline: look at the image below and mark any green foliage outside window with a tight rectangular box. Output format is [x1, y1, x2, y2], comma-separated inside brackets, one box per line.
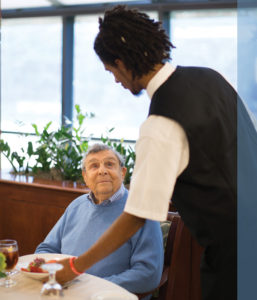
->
[0, 105, 135, 184]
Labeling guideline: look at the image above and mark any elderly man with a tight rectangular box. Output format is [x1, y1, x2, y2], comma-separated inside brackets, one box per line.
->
[35, 143, 163, 297]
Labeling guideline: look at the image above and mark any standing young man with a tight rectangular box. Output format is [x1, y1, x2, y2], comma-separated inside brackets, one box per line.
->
[56, 6, 257, 300]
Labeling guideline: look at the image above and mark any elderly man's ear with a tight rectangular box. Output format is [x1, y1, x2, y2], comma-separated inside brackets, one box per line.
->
[121, 167, 127, 181]
[82, 169, 87, 183]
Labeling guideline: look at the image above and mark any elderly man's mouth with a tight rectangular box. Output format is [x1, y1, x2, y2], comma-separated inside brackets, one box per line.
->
[97, 180, 111, 184]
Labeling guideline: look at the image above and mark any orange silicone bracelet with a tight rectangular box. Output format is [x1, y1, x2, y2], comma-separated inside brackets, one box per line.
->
[69, 257, 83, 276]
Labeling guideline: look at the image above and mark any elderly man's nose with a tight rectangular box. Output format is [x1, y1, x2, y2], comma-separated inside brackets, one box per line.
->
[98, 165, 107, 174]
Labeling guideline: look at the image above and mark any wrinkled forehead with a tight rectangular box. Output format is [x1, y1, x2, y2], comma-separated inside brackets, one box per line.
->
[85, 150, 119, 165]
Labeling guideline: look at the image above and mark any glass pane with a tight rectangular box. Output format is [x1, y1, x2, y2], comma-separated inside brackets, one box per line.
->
[170, 9, 237, 89]
[61, 0, 142, 4]
[238, 7, 257, 119]
[74, 13, 158, 141]
[1, 17, 62, 133]
[2, 0, 51, 9]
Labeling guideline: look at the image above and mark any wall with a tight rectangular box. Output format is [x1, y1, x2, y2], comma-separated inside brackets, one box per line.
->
[0, 176, 88, 255]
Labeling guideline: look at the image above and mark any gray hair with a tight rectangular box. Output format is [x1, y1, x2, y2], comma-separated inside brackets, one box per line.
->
[82, 143, 125, 171]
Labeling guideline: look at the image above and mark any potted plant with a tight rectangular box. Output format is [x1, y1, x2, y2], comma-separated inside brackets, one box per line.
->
[0, 105, 92, 183]
[0, 105, 135, 184]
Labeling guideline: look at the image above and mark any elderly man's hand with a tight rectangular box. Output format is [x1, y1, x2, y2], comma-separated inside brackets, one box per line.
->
[55, 258, 78, 285]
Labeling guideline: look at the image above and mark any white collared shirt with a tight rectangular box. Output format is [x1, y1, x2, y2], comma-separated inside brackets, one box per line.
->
[146, 62, 177, 99]
[124, 63, 189, 221]
[89, 184, 125, 205]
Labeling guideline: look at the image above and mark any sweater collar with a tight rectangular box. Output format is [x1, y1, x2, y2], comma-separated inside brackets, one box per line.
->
[146, 62, 176, 100]
[88, 184, 125, 206]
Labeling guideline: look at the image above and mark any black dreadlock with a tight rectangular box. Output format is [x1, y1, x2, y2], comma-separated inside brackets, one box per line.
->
[94, 5, 175, 79]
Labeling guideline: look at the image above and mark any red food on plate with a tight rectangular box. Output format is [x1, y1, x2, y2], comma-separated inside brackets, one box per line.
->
[22, 257, 48, 273]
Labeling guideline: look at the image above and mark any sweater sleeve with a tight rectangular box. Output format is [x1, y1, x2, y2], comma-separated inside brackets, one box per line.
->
[103, 220, 164, 294]
[35, 213, 66, 254]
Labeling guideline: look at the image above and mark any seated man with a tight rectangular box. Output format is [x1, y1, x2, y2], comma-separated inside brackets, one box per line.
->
[35, 143, 163, 298]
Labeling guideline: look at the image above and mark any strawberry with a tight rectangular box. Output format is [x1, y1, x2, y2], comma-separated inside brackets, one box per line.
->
[29, 265, 45, 273]
[24, 257, 48, 273]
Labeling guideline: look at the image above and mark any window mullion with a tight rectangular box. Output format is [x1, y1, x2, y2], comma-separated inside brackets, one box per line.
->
[62, 16, 74, 127]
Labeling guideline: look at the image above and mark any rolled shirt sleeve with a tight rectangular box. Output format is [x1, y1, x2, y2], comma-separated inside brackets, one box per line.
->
[124, 115, 189, 221]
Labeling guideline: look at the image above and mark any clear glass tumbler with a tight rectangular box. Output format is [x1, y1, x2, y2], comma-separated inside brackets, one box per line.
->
[40, 263, 64, 298]
[0, 239, 19, 288]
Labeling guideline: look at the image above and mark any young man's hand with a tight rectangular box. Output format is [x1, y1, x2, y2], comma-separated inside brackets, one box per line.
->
[56, 258, 78, 284]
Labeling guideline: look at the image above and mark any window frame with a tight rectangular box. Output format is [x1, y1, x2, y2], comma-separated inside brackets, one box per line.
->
[0, 0, 238, 168]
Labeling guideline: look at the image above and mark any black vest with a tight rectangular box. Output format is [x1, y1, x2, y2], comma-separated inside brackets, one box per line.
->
[149, 66, 237, 247]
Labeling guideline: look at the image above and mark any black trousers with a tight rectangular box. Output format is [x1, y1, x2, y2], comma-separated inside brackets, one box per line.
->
[200, 242, 237, 300]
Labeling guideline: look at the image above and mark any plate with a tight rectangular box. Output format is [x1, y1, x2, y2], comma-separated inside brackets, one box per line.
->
[91, 290, 138, 300]
[17, 253, 72, 281]
[20, 269, 49, 281]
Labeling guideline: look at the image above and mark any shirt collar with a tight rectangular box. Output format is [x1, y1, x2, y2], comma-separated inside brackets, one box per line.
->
[88, 184, 125, 205]
[146, 62, 176, 99]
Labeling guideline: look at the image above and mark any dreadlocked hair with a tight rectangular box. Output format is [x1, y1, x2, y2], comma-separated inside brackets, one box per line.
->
[94, 5, 175, 79]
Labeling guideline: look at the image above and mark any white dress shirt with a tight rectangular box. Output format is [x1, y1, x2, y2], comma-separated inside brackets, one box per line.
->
[124, 63, 190, 221]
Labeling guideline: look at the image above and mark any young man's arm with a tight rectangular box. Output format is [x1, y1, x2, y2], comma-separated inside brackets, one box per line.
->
[56, 212, 145, 284]
[103, 220, 164, 293]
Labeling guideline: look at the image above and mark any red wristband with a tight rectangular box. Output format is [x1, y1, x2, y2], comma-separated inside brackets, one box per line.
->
[69, 257, 83, 276]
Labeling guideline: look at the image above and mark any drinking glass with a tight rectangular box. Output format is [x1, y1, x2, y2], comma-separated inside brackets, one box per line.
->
[0, 239, 19, 288]
[40, 263, 63, 298]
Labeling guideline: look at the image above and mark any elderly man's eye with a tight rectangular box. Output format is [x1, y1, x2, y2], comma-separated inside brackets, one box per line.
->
[89, 163, 98, 169]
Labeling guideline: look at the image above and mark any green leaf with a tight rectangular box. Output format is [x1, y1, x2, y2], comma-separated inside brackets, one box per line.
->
[0, 252, 7, 272]
[44, 121, 52, 131]
[27, 141, 33, 156]
[75, 104, 81, 114]
[0, 140, 11, 157]
[77, 114, 85, 126]
[32, 124, 40, 136]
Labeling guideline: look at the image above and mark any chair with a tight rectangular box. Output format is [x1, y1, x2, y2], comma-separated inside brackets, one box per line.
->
[136, 212, 180, 299]
[137, 211, 203, 300]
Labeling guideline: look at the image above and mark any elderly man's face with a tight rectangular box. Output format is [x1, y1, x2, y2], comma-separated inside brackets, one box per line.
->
[83, 150, 127, 204]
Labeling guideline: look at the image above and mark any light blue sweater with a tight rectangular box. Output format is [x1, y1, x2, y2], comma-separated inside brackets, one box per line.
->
[35, 189, 164, 296]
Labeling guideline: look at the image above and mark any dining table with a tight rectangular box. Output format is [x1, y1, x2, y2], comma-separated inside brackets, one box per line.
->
[0, 254, 138, 300]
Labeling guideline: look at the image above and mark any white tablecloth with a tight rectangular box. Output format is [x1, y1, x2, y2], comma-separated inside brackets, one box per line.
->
[0, 254, 138, 300]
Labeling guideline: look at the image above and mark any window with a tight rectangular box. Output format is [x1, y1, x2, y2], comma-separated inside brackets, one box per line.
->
[237, 7, 257, 119]
[1, 17, 62, 170]
[1, 17, 62, 134]
[170, 9, 237, 89]
[1, 6, 244, 170]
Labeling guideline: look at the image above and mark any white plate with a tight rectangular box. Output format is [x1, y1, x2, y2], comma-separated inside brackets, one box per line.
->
[20, 269, 49, 281]
[17, 253, 72, 281]
[91, 290, 138, 300]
